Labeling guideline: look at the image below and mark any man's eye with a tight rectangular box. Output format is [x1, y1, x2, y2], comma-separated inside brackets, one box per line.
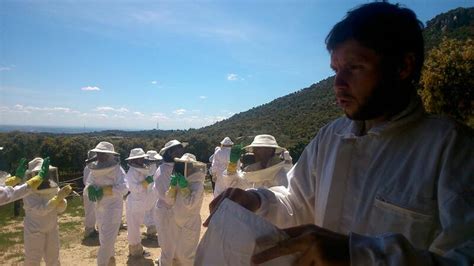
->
[349, 65, 362, 70]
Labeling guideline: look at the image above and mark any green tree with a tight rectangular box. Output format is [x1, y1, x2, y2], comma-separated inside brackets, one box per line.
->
[419, 38, 474, 127]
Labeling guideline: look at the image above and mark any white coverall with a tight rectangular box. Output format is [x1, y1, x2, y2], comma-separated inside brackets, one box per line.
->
[82, 166, 96, 231]
[86, 165, 127, 266]
[125, 166, 155, 246]
[23, 186, 66, 266]
[143, 163, 158, 230]
[153, 163, 205, 265]
[211, 146, 231, 197]
[253, 98, 474, 265]
[0, 183, 31, 206]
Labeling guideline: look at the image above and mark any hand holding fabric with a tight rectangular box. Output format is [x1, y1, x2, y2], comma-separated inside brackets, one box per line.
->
[251, 224, 350, 266]
[203, 187, 261, 227]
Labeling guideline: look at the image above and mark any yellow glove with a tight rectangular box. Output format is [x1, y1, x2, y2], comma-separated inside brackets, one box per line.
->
[57, 185, 72, 199]
[227, 162, 238, 174]
[25, 175, 43, 190]
[5, 176, 22, 187]
[57, 199, 67, 213]
[103, 186, 113, 196]
[179, 187, 191, 197]
[47, 195, 61, 208]
[141, 180, 149, 189]
[165, 186, 177, 201]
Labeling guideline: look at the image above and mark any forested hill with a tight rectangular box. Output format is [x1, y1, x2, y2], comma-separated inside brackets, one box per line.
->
[424, 7, 474, 50]
[0, 7, 472, 177]
[192, 76, 340, 156]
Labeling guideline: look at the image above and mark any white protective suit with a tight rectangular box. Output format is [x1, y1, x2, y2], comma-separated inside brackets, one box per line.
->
[125, 165, 155, 246]
[144, 163, 158, 230]
[86, 164, 127, 266]
[241, 156, 290, 189]
[211, 146, 231, 197]
[153, 163, 205, 266]
[82, 166, 96, 231]
[23, 186, 66, 266]
[253, 98, 474, 265]
[0, 183, 31, 206]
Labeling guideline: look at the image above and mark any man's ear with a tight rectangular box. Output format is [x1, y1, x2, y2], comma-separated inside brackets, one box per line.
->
[399, 53, 416, 80]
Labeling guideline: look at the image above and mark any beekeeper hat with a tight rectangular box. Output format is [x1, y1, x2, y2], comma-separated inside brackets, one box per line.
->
[159, 140, 188, 155]
[90, 141, 119, 155]
[125, 148, 148, 161]
[220, 137, 234, 146]
[146, 150, 162, 161]
[244, 134, 284, 153]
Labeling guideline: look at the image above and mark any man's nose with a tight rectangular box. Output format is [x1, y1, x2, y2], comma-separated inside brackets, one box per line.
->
[334, 70, 349, 91]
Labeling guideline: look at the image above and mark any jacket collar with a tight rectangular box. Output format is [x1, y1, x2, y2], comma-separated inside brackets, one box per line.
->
[336, 95, 425, 139]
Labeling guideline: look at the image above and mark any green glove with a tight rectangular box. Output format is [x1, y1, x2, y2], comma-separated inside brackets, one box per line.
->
[87, 186, 104, 202]
[230, 144, 244, 163]
[39, 157, 51, 179]
[177, 173, 188, 188]
[15, 158, 27, 179]
[145, 175, 154, 184]
[87, 186, 97, 202]
[170, 174, 178, 187]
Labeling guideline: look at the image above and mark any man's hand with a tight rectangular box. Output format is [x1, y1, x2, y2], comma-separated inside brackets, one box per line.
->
[203, 187, 261, 227]
[252, 224, 350, 266]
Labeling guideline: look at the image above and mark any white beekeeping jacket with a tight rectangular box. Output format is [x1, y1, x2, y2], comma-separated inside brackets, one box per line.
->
[254, 98, 474, 265]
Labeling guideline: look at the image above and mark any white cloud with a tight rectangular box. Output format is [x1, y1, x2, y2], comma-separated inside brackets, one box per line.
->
[173, 109, 186, 115]
[0, 66, 12, 72]
[134, 111, 145, 117]
[151, 81, 158, 85]
[199, 96, 207, 100]
[95, 106, 129, 113]
[151, 112, 169, 120]
[227, 73, 238, 81]
[14, 104, 23, 109]
[81, 86, 101, 91]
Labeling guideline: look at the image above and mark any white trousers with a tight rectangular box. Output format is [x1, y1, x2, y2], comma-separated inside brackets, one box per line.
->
[143, 208, 155, 227]
[97, 223, 120, 266]
[24, 226, 60, 266]
[155, 207, 200, 266]
[83, 192, 96, 228]
[126, 205, 146, 245]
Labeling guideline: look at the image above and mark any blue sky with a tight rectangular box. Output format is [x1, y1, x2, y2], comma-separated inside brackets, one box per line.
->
[0, 0, 471, 130]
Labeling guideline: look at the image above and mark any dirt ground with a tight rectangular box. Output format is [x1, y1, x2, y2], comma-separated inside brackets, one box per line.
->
[1, 192, 213, 266]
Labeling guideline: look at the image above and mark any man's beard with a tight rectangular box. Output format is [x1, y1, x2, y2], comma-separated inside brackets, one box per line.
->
[346, 70, 410, 121]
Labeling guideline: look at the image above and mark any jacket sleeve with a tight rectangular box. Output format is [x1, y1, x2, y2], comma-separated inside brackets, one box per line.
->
[153, 165, 174, 205]
[112, 167, 129, 196]
[254, 136, 319, 228]
[0, 184, 30, 206]
[350, 125, 474, 265]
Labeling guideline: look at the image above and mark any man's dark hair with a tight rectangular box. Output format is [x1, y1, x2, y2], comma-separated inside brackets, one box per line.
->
[326, 1, 424, 83]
